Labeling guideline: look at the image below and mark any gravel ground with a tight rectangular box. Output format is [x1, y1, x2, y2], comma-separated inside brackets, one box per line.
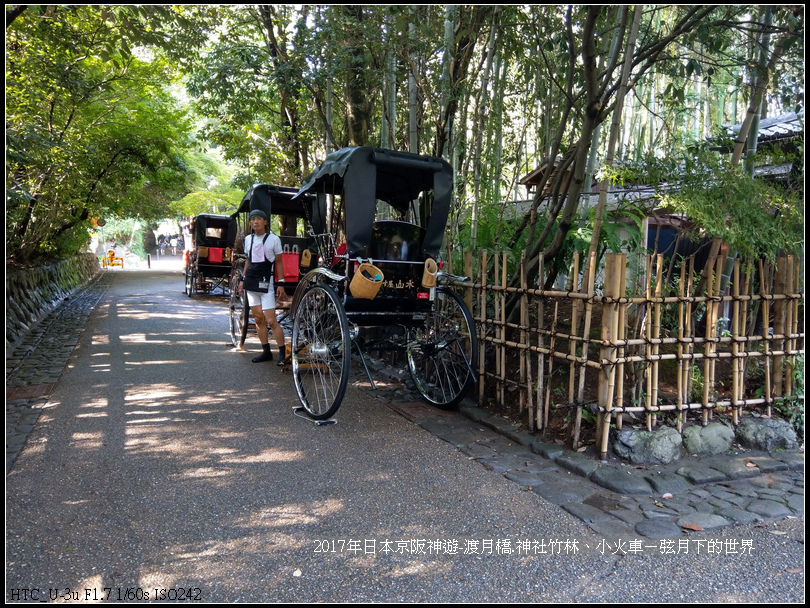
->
[6, 265, 804, 603]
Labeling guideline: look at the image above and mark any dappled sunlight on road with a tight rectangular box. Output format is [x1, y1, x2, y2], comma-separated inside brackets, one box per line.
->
[125, 359, 188, 366]
[177, 466, 234, 480]
[69, 431, 105, 449]
[125, 386, 184, 401]
[235, 499, 346, 529]
[218, 449, 306, 464]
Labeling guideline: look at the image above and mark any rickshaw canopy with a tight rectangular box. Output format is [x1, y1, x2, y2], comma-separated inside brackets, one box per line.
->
[236, 183, 323, 231]
[192, 213, 237, 248]
[293, 147, 453, 260]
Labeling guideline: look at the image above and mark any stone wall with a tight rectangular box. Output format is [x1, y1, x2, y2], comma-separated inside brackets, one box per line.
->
[6, 254, 101, 349]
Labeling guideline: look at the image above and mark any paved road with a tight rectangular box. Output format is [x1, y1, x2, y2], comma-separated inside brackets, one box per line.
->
[6, 263, 805, 602]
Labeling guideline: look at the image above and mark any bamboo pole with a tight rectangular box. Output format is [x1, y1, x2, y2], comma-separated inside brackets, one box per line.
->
[479, 250, 488, 404]
[731, 259, 742, 425]
[595, 397, 787, 413]
[492, 253, 506, 404]
[650, 254, 663, 427]
[537, 255, 546, 431]
[738, 261, 752, 425]
[493, 253, 501, 406]
[709, 255, 724, 420]
[772, 256, 788, 403]
[615, 254, 627, 430]
[576, 252, 597, 434]
[598, 349, 798, 364]
[760, 259, 772, 417]
[644, 255, 654, 430]
[476, 285, 795, 304]
[545, 301, 558, 436]
[519, 252, 526, 417]
[676, 261, 686, 431]
[499, 251, 508, 407]
[569, 252, 582, 448]
[520, 252, 534, 429]
[785, 257, 798, 396]
[598, 254, 624, 460]
[783, 257, 794, 396]
[702, 258, 717, 424]
[464, 251, 473, 320]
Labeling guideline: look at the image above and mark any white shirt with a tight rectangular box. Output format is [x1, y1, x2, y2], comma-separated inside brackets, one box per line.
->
[248, 232, 282, 265]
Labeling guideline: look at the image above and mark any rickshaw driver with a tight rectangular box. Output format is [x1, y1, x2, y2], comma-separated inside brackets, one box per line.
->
[238, 209, 287, 365]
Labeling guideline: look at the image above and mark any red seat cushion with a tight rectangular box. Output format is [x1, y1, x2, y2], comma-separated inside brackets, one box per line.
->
[208, 247, 224, 263]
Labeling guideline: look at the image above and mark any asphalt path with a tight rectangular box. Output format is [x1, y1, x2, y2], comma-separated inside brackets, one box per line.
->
[6, 263, 805, 602]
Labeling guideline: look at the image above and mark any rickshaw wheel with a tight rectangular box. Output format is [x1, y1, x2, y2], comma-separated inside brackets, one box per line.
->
[229, 272, 249, 348]
[407, 287, 478, 410]
[184, 265, 195, 296]
[291, 284, 351, 420]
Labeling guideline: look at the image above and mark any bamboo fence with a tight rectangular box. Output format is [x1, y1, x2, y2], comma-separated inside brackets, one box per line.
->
[468, 251, 804, 460]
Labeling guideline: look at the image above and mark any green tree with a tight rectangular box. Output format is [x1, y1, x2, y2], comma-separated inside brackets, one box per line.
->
[6, 5, 217, 262]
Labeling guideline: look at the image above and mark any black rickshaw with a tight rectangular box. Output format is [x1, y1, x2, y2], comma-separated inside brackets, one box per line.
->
[228, 183, 322, 349]
[286, 146, 478, 421]
[184, 213, 237, 297]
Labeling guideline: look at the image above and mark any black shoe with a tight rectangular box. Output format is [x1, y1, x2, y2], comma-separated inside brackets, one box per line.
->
[252, 350, 273, 363]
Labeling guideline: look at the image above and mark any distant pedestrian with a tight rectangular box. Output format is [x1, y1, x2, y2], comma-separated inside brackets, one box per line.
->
[170, 236, 178, 255]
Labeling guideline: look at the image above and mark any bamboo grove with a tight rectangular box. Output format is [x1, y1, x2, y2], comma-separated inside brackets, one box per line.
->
[6, 5, 804, 272]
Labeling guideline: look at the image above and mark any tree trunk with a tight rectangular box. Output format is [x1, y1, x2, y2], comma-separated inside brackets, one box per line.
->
[344, 6, 372, 147]
[581, 6, 642, 287]
[256, 6, 304, 178]
[408, 20, 419, 155]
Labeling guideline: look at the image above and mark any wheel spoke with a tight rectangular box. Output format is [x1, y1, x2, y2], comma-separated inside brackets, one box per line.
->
[292, 284, 350, 420]
[408, 288, 477, 409]
[228, 272, 247, 348]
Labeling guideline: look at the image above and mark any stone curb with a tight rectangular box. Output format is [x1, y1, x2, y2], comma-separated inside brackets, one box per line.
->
[358, 358, 804, 537]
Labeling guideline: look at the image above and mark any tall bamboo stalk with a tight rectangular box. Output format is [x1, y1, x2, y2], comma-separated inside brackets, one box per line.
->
[470, 9, 499, 251]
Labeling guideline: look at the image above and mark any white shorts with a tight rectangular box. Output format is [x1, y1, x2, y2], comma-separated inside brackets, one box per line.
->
[247, 289, 276, 311]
